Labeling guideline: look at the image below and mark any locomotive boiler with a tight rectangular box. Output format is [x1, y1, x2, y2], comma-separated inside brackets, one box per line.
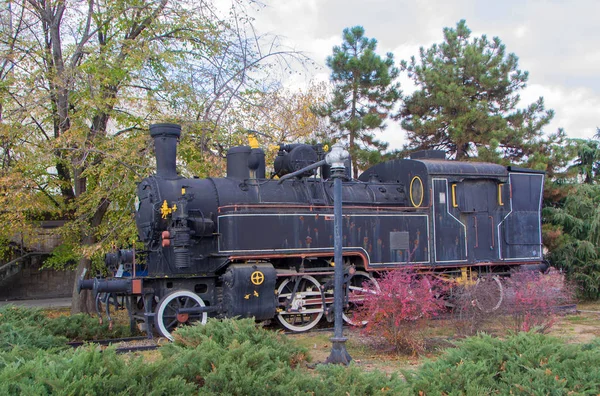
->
[80, 123, 545, 339]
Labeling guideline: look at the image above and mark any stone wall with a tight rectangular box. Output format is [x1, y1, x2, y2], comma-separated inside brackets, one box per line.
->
[0, 254, 77, 300]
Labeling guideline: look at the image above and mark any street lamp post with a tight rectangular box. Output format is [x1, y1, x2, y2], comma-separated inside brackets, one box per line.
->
[325, 143, 352, 365]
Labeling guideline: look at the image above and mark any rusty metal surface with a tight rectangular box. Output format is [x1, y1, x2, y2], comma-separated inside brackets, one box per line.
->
[218, 212, 430, 266]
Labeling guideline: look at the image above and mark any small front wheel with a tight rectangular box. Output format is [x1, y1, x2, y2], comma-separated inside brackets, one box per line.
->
[154, 290, 208, 341]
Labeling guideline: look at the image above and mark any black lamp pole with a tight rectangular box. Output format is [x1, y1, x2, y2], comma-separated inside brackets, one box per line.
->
[325, 143, 352, 365]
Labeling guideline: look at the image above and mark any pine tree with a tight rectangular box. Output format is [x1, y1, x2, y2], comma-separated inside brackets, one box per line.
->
[543, 184, 600, 299]
[568, 138, 600, 184]
[317, 26, 401, 177]
[399, 20, 563, 168]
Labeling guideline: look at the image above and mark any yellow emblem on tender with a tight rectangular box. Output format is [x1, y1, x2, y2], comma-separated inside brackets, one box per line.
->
[250, 271, 265, 285]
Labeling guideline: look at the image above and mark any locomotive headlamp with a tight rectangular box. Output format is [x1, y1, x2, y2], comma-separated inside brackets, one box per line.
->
[325, 143, 349, 170]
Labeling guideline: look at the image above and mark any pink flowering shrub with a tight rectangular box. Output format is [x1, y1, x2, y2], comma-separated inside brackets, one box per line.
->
[351, 267, 447, 355]
[502, 268, 573, 333]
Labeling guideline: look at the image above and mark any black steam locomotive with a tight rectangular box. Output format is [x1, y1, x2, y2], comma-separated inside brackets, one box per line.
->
[80, 123, 545, 339]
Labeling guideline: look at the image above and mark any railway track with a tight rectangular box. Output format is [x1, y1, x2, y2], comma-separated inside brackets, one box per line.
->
[66, 336, 149, 348]
[67, 336, 160, 354]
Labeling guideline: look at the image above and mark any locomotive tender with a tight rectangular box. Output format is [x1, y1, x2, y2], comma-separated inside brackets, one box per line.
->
[81, 123, 545, 339]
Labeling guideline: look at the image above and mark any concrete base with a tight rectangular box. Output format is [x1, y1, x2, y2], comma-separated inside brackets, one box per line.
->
[326, 337, 352, 365]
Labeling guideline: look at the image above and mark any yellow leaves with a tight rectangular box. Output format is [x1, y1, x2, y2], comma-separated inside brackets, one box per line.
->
[231, 82, 330, 149]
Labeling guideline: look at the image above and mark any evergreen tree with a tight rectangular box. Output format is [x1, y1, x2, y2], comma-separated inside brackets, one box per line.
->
[568, 138, 600, 184]
[399, 20, 564, 170]
[543, 184, 600, 299]
[317, 26, 401, 177]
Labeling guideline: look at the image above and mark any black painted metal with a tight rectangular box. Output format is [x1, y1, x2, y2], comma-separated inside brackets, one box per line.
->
[149, 123, 181, 179]
[221, 263, 277, 320]
[78, 278, 132, 294]
[218, 211, 429, 265]
[274, 144, 319, 177]
[226, 146, 266, 179]
[326, 155, 351, 365]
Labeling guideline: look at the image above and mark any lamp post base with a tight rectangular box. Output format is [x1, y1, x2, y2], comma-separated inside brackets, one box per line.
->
[326, 336, 352, 365]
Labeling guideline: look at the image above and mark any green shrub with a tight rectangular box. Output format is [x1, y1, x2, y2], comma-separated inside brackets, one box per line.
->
[302, 364, 407, 395]
[163, 318, 409, 395]
[403, 332, 600, 394]
[160, 318, 310, 395]
[0, 305, 46, 324]
[0, 322, 67, 352]
[0, 310, 410, 395]
[0, 346, 196, 395]
[0, 305, 132, 345]
[171, 316, 305, 358]
[45, 313, 131, 341]
[0, 306, 67, 352]
[11, 309, 600, 396]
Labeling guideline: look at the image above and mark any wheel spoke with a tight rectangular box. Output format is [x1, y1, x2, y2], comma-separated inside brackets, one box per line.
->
[277, 275, 324, 332]
[343, 272, 379, 326]
[166, 318, 178, 328]
[155, 290, 208, 341]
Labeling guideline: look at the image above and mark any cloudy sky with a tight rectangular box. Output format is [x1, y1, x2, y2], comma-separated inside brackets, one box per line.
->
[248, 0, 599, 150]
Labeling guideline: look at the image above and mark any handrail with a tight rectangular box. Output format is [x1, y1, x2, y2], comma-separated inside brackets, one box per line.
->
[0, 252, 46, 283]
[0, 252, 46, 271]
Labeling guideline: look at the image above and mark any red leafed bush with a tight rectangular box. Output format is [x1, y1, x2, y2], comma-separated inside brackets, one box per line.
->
[351, 267, 447, 355]
[502, 267, 573, 333]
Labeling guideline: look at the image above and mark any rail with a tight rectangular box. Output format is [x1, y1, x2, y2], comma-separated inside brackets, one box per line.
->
[67, 336, 160, 354]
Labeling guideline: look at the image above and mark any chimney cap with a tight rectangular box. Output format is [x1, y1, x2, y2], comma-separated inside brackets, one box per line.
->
[149, 123, 181, 138]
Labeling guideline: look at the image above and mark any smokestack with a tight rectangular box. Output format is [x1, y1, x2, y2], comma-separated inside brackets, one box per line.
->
[150, 123, 181, 179]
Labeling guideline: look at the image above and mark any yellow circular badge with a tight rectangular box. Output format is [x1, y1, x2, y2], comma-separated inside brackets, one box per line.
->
[250, 271, 265, 285]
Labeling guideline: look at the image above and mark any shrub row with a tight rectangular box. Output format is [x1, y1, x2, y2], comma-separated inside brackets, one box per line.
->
[2, 306, 599, 395]
[0, 305, 132, 349]
[404, 332, 600, 394]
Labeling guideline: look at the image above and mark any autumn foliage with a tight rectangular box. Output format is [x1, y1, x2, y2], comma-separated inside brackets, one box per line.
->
[502, 268, 573, 333]
[351, 268, 446, 355]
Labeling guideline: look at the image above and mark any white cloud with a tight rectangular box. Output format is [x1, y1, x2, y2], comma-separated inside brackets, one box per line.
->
[521, 84, 600, 139]
[249, 0, 599, 149]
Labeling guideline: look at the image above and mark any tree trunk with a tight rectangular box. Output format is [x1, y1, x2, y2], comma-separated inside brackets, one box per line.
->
[456, 142, 470, 160]
[71, 198, 111, 314]
[71, 257, 95, 314]
[350, 75, 358, 178]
